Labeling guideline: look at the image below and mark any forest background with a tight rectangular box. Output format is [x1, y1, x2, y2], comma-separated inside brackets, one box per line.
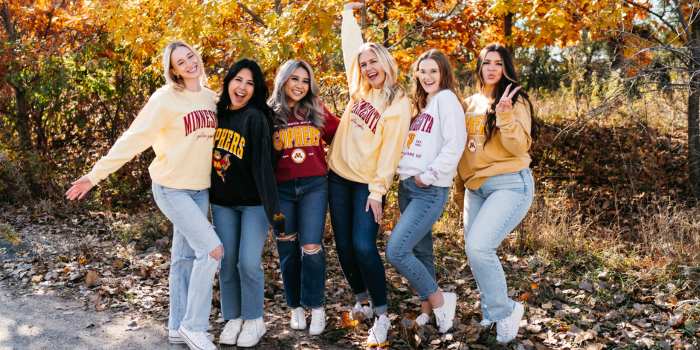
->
[1, 0, 700, 349]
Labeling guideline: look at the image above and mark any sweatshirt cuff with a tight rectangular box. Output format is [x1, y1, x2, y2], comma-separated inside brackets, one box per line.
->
[86, 171, 102, 186]
[419, 173, 434, 186]
[368, 191, 383, 202]
[496, 110, 515, 127]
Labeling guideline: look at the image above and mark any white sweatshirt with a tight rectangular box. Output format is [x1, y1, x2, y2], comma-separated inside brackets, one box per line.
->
[396, 90, 467, 187]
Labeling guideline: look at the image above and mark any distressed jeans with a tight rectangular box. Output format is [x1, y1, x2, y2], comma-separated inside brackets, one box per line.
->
[273, 175, 328, 309]
[210, 204, 270, 320]
[328, 170, 388, 314]
[463, 168, 534, 321]
[386, 177, 449, 301]
[152, 183, 222, 333]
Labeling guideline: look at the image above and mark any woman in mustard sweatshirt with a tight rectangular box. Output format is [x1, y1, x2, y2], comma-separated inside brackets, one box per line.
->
[454, 43, 540, 344]
[327, 2, 412, 346]
[66, 41, 221, 350]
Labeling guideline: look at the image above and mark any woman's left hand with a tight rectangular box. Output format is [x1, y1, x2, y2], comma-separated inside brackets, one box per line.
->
[414, 176, 428, 187]
[365, 198, 383, 224]
[496, 83, 521, 113]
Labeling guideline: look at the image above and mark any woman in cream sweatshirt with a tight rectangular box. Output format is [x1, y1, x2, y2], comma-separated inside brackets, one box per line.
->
[65, 41, 221, 350]
[454, 43, 540, 344]
[327, 2, 412, 346]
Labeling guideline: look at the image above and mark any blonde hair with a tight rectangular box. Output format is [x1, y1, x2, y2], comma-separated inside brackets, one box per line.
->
[349, 42, 405, 107]
[163, 40, 208, 92]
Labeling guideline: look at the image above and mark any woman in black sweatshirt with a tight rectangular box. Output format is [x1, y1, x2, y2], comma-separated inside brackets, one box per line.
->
[209, 59, 285, 348]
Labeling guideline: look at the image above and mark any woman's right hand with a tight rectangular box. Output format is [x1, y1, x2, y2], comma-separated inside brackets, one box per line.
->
[344, 2, 363, 11]
[65, 176, 94, 201]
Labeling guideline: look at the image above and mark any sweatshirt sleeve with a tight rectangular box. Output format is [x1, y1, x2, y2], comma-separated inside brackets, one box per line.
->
[453, 171, 466, 212]
[367, 98, 412, 202]
[86, 91, 167, 186]
[419, 93, 467, 186]
[321, 104, 340, 145]
[250, 116, 286, 233]
[342, 9, 364, 87]
[496, 96, 532, 157]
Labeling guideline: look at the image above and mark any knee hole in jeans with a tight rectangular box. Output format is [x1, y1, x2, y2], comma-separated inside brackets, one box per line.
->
[301, 244, 322, 255]
[209, 245, 224, 261]
[277, 232, 297, 242]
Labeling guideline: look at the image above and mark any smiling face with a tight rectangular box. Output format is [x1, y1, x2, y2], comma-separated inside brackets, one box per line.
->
[417, 58, 441, 97]
[359, 50, 386, 89]
[284, 66, 310, 108]
[481, 51, 504, 90]
[169, 46, 200, 82]
[228, 68, 255, 110]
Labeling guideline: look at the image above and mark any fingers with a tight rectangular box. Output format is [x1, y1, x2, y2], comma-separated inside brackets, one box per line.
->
[372, 203, 383, 223]
[502, 84, 511, 100]
[366, 198, 370, 213]
[508, 86, 521, 100]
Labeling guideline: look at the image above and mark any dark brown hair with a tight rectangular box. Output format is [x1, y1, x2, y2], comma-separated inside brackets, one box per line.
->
[476, 43, 540, 144]
[411, 49, 463, 119]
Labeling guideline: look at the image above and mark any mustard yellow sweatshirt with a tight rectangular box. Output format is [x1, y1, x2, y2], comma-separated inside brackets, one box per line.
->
[327, 9, 412, 202]
[454, 94, 532, 207]
[86, 85, 218, 190]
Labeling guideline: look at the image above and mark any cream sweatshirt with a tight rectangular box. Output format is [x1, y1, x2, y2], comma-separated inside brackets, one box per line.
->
[86, 85, 218, 190]
[327, 9, 412, 202]
[454, 94, 532, 207]
[396, 90, 466, 187]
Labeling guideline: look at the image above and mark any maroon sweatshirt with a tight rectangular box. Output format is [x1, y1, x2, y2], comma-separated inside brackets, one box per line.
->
[272, 104, 340, 183]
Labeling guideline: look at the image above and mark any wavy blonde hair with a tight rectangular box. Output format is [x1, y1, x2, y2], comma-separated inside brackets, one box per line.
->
[163, 40, 208, 92]
[349, 42, 405, 107]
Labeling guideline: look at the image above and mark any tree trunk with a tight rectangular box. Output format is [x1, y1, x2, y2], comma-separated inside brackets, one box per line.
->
[13, 85, 33, 149]
[382, 10, 389, 47]
[504, 12, 513, 54]
[688, 7, 700, 196]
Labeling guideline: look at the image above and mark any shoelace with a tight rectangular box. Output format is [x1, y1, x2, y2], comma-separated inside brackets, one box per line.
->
[242, 321, 256, 336]
[311, 311, 324, 327]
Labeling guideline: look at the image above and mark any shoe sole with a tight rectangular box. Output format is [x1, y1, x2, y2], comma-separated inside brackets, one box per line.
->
[291, 323, 307, 330]
[441, 292, 458, 332]
[178, 328, 214, 350]
[170, 334, 214, 344]
[219, 334, 238, 345]
[497, 302, 524, 343]
[236, 328, 267, 348]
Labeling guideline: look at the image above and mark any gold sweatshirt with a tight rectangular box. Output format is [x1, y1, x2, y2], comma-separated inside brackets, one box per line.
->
[327, 9, 412, 202]
[86, 85, 218, 190]
[454, 94, 532, 208]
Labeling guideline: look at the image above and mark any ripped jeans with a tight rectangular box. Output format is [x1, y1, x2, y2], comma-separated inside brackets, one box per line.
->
[210, 204, 270, 320]
[273, 175, 328, 309]
[152, 183, 222, 333]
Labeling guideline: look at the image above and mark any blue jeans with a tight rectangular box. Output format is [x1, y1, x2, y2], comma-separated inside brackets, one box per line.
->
[464, 168, 534, 321]
[328, 170, 388, 314]
[273, 176, 328, 309]
[210, 204, 270, 320]
[152, 183, 222, 332]
[386, 177, 449, 301]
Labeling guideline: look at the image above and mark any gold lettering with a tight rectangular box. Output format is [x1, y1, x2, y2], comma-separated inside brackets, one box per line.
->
[294, 127, 303, 147]
[230, 133, 240, 153]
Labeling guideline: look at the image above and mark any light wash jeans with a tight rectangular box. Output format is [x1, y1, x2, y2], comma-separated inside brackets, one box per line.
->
[464, 168, 534, 321]
[386, 177, 449, 301]
[210, 204, 270, 320]
[152, 183, 222, 333]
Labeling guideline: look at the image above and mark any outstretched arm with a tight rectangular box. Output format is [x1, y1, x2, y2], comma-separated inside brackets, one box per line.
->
[342, 2, 365, 86]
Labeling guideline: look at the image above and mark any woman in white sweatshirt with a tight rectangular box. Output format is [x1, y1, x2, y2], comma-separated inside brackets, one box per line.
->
[65, 41, 221, 350]
[386, 49, 466, 333]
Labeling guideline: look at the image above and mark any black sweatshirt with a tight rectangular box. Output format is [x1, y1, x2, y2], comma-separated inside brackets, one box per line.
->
[210, 104, 285, 233]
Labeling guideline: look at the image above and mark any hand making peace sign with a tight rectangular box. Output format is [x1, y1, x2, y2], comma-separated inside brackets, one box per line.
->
[496, 83, 521, 113]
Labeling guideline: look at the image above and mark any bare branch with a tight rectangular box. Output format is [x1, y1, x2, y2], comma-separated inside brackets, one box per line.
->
[389, 0, 463, 49]
[237, 2, 268, 28]
[620, 0, 685, 43]
[671, 0, 700, 61]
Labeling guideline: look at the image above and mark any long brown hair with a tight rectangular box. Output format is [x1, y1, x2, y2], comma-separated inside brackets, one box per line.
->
[476, 43, 540, 144]
[411, 49, 462, 119]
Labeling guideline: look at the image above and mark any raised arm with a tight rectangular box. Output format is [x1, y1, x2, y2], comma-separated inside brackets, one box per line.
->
[342, 3, 365, 85]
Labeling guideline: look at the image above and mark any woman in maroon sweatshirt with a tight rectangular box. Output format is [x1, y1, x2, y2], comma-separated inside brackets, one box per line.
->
[267, 59, 340, 335]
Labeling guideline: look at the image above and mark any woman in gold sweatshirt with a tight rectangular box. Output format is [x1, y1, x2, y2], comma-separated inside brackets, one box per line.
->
[65, 41, 221, 350]
[327, 2, 412, 346]
[454, 43, 540, 344]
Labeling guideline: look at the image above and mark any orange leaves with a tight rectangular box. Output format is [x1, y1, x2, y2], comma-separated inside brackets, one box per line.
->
[339, 312, 359, 328]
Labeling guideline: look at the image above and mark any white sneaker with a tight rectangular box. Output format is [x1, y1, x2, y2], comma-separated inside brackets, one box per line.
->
[350, 301, 373, 321]
[414, 313, 429, 327]
[177, 326, 217, 350]
[434, 292, 457, 333]
[366, 314, 391, 346]
[496, 302, 524, 343]
[480, 317, 494, 327]
[219, 318, 243, 345]
[309, 308, 325, 335]
[237, 317, 267, 347]
[169, 329, 214, 344]
[290, 307, 307, 330]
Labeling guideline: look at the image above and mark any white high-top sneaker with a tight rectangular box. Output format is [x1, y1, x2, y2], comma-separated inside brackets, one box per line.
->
[496, 302, 524, 343]
[290, 307, 307, 330]
[309, 308, 326, 335]
[177, 326, 217, 350]
[434, 292, 457, 333]
[168, 329, 214, 344]
[366, 314, 391, 346]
